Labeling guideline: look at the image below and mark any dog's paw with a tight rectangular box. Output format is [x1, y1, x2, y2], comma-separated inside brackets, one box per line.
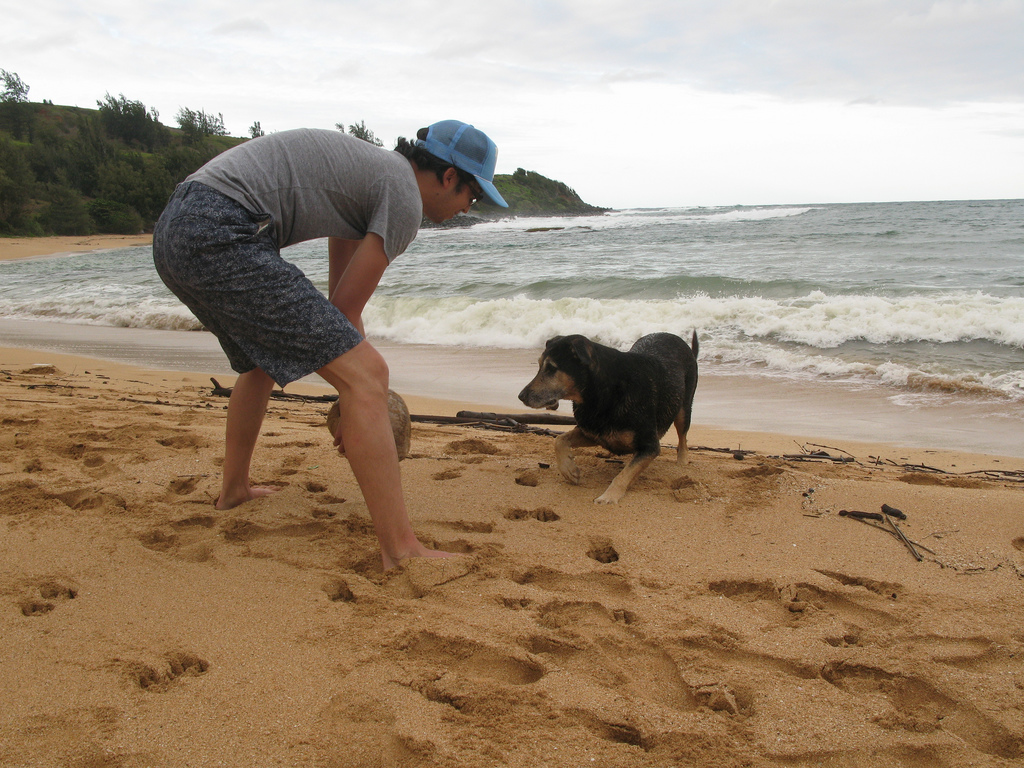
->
[594, 490, 623, 504]
[557, 459, 581, 486]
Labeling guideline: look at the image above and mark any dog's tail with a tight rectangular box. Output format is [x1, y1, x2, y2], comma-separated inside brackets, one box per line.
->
[690, 329, 699, 359]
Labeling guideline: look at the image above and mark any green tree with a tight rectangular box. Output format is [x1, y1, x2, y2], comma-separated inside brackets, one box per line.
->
[176, 107, 227, 145]
[249, 120, 264, 138]
[0, 69, 29, 102]
[159, 142, 221, 185]
[0, 69, 33, 140]
[0, 134, 36, 232]
[337, 120, 383, 147]
[87, 198, 144, 234]
[96, 151, 173, 222]
[39, 185, 94, 235]
[97, 92, 166, 150]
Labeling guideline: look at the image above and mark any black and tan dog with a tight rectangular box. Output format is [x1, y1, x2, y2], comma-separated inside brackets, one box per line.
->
[519, 331, 699, 503]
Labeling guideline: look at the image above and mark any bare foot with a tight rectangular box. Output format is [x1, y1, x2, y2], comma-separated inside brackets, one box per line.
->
[381, 544, 456, 571]
[215, 485, 279, 510]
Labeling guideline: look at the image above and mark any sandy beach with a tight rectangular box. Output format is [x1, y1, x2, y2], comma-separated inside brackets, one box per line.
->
[0, 234, 153, 262]
[2, 239, 1024, 766]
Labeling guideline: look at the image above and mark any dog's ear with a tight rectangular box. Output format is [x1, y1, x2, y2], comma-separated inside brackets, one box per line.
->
[569, 336, 596, 367]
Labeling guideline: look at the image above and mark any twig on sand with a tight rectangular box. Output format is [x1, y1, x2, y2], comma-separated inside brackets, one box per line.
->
[209, 377, 337, 402]
[883, 507, 924, 561]
[803, 442, 857, 459]
[455, 410, 575, 425]
[782, 450, 855, 464]
[838, 512, 937, 556]
[411, 412, 564, 437]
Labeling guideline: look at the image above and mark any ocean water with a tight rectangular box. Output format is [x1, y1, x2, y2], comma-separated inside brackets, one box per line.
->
[2, 199, 1021, 408]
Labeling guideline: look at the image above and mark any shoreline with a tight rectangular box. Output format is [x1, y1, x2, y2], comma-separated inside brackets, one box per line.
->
[2, 317, 1023, 460]
[3, 340, 1022, 484]
[2, 337, 1023, 468]
[0, 234, 153, 262]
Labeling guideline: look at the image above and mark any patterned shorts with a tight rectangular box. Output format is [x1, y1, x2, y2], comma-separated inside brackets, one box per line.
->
[152, 182, 362, 387]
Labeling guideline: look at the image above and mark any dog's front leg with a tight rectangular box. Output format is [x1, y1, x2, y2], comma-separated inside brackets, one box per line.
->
[554, 428, 597, 486]
[596, 449, 659, 504]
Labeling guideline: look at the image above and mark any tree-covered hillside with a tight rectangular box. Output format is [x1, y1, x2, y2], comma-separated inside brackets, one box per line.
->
[0, 84, 243, 236]
[477, 168, 607, 217]
[0, 73, 606, 237]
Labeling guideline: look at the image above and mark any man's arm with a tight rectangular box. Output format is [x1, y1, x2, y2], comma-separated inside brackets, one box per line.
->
[328, 234, 389, 337]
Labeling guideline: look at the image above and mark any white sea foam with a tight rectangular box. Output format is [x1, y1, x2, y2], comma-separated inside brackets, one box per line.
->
[418, 205, 816, 238]
[361, 292, 1024, 400]
[0, 297, 202, 331]
[364, 291, 1024, 348]
[686, 206, 817, 223]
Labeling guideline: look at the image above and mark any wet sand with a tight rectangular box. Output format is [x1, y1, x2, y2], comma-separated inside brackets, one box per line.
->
[0, 234, 152, 262]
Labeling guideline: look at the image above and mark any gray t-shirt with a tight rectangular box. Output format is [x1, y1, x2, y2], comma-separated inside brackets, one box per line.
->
[186, 128, 422, 261]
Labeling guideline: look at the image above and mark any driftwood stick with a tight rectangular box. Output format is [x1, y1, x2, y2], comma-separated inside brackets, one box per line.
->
[901, 463, 949, 474]
[887, 515, 924, 562]
[410, 414, 492, 425]
[839, 514, 937, 555]
[839, 510, 884, 521]
[693, 446, 756, 456]
[409, 413, 563, 437]
[456, 410, 576, 425]
[782, 453, 854, 464]
[209, 378, 337, 403]
[803, 442, 857, 459]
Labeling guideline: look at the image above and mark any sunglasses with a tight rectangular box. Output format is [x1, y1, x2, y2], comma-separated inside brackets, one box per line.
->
[457, 170, 484, 206]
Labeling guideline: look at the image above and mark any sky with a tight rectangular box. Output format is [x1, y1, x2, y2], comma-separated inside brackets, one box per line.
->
[3, 0, 1024, 208]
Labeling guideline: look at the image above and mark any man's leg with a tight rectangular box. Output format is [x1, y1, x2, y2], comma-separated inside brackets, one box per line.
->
[217, 367, 279, 509]
[318, 341, 450, 569]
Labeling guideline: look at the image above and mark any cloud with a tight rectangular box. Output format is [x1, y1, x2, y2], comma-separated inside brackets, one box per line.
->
[2, 0, 1022, 205]
[210, 18, 273, 37]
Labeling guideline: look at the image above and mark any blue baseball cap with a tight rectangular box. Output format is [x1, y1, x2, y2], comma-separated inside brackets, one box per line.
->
[416, 120, 509, 208]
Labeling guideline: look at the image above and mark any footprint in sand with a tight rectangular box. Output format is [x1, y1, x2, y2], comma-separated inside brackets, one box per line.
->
[814, 569, 902, 599]
[444, 438, 501, 459]
[821, 660, 1024, 759]
[511, 565, 632, 598]
[527, 599, 697, 714]
[313, 668, 420, 768]
[19, 579, 78, 616]
[514, 469, 540, 487]
[168, 476, 200, 495]
[504, 506, 560, 522]
[54, 487, 126, 512]
[587, 537, 619, 563]
[323, 578, 356, 602]
[383, 556, 476, 598]
[155, 430, 207, 450]
[432, 467, 463, 481]
[403, 631, 545, 686]
[707, 577, 900, 628]
[122, 652, 210, 692]
[139, 514, 218, 562]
